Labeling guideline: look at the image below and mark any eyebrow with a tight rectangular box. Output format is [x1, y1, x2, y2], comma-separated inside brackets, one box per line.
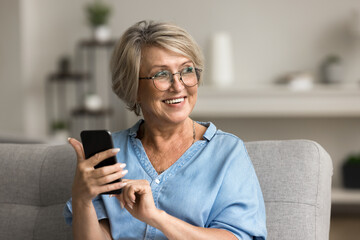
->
[149, 60, 193, 72]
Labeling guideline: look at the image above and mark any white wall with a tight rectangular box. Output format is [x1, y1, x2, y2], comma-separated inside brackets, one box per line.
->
[19, 0, 92, 137]
[109, 0, 360, 85]
[0, 0, 24, 136]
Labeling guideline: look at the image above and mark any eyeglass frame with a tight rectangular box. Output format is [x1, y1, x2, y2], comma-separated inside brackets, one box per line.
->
[139, 67, 202, 91]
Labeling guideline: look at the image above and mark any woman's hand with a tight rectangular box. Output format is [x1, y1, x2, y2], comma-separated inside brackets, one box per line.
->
[115, 179, 236, 240]
[115, 179, 162, 225]
[68, 138, 128, 205]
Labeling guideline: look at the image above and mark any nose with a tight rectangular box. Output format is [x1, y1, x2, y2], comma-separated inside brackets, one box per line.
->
[169, 73, 184, 91]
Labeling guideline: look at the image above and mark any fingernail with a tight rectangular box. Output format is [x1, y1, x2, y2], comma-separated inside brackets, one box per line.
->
[109, 194, 114, 198]
[121, 169, 128, 175]
[67, 137, 71, 142]
[127, 203, 133, 210]
[112, 148, 120, 153]
[120, 201, 124, 209]
[119, 163, 126, 168]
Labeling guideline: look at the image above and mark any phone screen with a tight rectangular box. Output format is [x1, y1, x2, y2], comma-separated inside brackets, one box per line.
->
[80, 130, 122, 194]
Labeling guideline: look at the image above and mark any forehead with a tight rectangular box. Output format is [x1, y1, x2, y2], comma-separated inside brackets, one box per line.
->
[140, 45, 191, 69]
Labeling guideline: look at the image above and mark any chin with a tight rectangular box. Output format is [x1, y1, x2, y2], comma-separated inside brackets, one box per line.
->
[164, 110, 192, 124]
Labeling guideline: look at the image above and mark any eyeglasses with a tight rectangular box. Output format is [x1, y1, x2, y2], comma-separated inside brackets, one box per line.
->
[139, 67, 202, 91]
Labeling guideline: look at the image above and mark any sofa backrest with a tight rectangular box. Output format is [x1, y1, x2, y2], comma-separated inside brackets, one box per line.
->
[246, 140, 333, 240]
[0, 144, 75, 240]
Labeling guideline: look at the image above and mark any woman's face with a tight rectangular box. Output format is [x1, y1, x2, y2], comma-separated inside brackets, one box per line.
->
[138, 46, 198, 126]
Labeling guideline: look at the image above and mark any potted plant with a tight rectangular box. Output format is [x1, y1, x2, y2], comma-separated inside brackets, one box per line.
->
[50, 120, 69, 144]
[320, 55, 343, 84]
[85, 0, 112, 42]
[342, 152, 360, 188]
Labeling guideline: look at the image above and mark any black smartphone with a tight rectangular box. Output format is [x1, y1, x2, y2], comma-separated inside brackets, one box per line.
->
[80, 130, 122, 195]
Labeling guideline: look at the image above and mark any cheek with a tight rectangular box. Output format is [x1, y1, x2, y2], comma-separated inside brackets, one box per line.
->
[138, 82, 155, 102]
[138, 84, 164, 111]
[188, 87, 198, 100]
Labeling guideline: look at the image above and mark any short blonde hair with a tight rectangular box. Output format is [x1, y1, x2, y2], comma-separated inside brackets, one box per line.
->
[110, 20, 204, 116]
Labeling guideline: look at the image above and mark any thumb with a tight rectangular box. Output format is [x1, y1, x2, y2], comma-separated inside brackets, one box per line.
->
[68, 137, 85, 162]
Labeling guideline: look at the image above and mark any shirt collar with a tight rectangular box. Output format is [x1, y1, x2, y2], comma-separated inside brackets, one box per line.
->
[128, 119, 144, 138]
[128, 119, 217, 142]
[198, 121, 216, 141]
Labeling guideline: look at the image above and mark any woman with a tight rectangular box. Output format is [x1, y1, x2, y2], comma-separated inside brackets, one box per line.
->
[65, 20, 267, 240]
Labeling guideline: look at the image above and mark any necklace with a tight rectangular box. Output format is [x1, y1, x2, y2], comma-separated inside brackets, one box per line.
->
[157, 120, 195, 175]
[192, 120, 196, 144]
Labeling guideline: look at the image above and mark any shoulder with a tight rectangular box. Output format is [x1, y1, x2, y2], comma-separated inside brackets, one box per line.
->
[111, 128, 129, 140]
[203, 121, 246, 150]
[111, 128, 130, 145]
[199, 121, 250, 165]
[111, 120, 143, 145]
[215, 129, 242, 142]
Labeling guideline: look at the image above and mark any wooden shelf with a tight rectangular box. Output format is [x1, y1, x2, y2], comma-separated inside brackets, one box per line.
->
[78, 39, 116, 48]
[332, 188, 360, 205]
[71, 107, 113, 117]
[192, 84, 360, 118]
[48, 72, 90, 82]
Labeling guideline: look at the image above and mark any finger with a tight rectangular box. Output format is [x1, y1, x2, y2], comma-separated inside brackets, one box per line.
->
[120, 182, 132, 208]
[93, 163, 126, 179]
[68, 138, 85, 162]
[98, 181, 127, 195]
[115, 193, 126, 209]
[96, 168, 128, 185]
[123, 183, 137, 207]
[89, 148, 120, 167]
[120, 179, 130, 183]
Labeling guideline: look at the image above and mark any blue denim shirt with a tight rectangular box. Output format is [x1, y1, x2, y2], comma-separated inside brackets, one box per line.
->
[64, 120, 267, 240]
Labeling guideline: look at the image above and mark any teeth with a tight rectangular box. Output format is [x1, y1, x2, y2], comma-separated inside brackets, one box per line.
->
[164, 97, 185, 104]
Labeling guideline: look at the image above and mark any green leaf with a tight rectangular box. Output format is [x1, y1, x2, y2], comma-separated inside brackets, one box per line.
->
[85, 1, 112, 27]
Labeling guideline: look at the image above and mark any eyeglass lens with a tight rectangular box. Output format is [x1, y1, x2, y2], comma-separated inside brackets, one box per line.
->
[153, 67, 198, 91]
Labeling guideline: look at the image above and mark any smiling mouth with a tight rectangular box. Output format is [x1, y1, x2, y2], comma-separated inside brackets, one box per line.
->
[163, 97, 185, 104]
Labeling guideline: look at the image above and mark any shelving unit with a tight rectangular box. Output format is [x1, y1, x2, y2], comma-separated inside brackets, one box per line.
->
[332, 188, 360, 205]
[45, 71, 89, 134]
[46, 39, 116, 139]
[192, 84, 360, 118]
[332, 188, 360, 215]
[72, 39, 116, 130]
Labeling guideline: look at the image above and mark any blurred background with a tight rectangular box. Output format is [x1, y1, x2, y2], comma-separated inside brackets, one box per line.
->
[1, 0, 360, 238]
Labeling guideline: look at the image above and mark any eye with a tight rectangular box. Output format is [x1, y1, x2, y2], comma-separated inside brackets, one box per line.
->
[181, 67, 194, 74]
[154, 70, 170, 79]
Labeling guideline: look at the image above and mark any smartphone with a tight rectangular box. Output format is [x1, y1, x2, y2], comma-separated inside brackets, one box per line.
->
[80, 130, 122, 195]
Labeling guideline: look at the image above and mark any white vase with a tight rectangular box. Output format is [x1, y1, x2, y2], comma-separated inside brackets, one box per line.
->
[85, 94, 103, 111]
[324, 62, 342, 84]
[209, 32, 234, 88]
[49, 129, 69, 145]
[94, 25, 111, 42]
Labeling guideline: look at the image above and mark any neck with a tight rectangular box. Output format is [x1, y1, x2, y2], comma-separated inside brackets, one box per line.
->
[139, 118, 194, 149]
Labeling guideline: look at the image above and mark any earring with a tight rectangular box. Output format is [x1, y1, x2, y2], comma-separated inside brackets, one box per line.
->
[135, 102, 141, 116]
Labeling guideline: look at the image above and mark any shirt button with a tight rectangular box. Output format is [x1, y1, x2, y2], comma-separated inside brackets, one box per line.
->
[155, 179, 160, 184]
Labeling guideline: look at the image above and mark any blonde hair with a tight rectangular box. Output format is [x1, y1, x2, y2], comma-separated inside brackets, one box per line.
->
[110, 20, 204, 116]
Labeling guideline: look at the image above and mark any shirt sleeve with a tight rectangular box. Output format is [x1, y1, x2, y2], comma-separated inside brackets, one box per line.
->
[207, 141, 267, 240]
[63, 195, 109, 225]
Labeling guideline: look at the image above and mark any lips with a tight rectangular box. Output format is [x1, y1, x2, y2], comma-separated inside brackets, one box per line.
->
[163, 97, 185, 104]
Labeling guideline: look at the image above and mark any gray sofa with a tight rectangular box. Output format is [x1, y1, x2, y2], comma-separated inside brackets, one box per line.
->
[0, 140, 332, 240]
